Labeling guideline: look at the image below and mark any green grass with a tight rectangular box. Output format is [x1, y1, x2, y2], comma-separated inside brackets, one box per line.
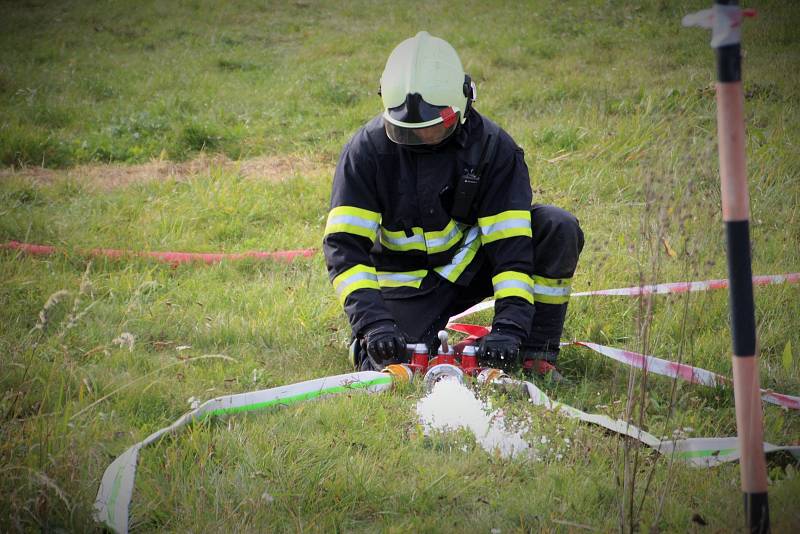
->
[2, 0, 800, 531]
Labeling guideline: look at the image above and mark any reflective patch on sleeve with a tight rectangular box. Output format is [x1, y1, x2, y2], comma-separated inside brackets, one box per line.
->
[434, 226, 481, 283]
[492, 271, 534, 304]
[332, 264, 379, 303]
[478, 210, 532, 244]
[377, 269, 427, 288]
[532, 275, 572, 304]
[325, 206, 381, 241]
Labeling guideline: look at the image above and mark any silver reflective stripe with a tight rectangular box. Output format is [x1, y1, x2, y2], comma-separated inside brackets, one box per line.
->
[435, 227, 480, 280]
[335, 270, 378, 294]
[533, 284, 572, 296]
[494, 279, 535, 293]
[377, 272, 425, 284]
[480, 217, 531, 236]
[425, 224, 462, 249]
[381, 231, 425, 247]
[329, 215, 379, 232]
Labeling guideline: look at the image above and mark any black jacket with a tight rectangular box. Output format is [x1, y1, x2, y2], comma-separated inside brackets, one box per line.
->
[323, 109, 535, 336]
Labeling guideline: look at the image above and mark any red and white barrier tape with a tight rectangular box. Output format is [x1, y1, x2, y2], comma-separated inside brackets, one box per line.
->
[448, 273, 800, 321]
[446, 323, 800, 411]
[5, 239, 796, 295]
[572, 341, 800, 411]
[1, 240, 316, 265]
[572, 273, 800, 297]
[4, 238, 796, 407]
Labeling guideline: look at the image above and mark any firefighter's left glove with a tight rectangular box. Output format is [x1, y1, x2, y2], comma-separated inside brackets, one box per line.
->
[361, 321, 409, 367]
[478, 328, 522, 364]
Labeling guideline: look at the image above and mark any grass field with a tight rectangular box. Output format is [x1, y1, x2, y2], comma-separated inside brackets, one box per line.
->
[1, 0, 799, 531]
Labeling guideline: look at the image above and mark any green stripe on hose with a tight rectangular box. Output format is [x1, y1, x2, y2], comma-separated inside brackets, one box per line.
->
[106, 461, 127, 523]
[205, 376, 394, 417]
[675, 448, 737, 459]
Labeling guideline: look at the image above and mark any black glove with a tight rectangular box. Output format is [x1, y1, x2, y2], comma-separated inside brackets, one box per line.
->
[361, 321, 408, 366]
[478, 327, 522, 364]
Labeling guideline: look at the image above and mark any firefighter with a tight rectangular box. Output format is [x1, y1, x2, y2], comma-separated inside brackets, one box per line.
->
[323, 31, 584, 373]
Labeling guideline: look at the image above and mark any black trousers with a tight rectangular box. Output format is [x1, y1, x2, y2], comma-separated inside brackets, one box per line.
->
[376, 204, 584, 358]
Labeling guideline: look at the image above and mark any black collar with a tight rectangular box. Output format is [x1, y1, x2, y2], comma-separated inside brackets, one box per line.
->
[452, 108, 480, 149]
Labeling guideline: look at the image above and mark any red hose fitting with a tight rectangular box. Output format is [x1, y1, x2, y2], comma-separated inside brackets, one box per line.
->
[409, 343, 430, 374]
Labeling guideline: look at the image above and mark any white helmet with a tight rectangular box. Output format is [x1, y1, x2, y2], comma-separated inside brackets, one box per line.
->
[380, 31, 474, 146]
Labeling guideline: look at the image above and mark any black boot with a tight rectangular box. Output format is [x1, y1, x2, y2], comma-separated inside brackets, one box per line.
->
[521, 301, 567, 359]
[521, 300, 569, 381]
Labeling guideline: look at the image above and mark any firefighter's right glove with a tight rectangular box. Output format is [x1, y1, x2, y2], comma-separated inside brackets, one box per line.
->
[361, 321, 408, 366]
[478, 328, 522, 364]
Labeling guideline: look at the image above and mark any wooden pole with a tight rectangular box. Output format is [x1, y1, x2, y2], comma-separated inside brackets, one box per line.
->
[712, 1, 770, 531]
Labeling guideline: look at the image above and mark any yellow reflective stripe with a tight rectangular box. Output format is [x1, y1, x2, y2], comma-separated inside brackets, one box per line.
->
[330, 206, 381, 223]
[424, 219, 463, 254]
[532, 275, 572, 304]
[492, 271, 534, 304]
[534, 293, 570, 304]
[377, 269, 427, 288]
[478, 210, 532, 227]
[478, 210, 532, 244]
[379, 226, 426, 251]
[380, 220, 463, 254]
[325, 206, 381, 241]
[332, 264, 379, 303]
[434, 226, 481, 282]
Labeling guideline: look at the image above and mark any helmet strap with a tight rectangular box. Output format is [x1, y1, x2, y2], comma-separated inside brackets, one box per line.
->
[463, 74, 476, 115]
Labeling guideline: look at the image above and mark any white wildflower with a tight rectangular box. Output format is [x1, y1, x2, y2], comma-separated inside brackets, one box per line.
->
[672, 428, 689, 440]
[33, 289, 71, 331]
[252, 368, 263, 384]
[112, 332, 135, 352]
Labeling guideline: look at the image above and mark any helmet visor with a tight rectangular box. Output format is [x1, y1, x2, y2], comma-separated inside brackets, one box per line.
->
[385, 93, 449, 124]
[383, 116, 459, 146]
[383, 93, 461, 146]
